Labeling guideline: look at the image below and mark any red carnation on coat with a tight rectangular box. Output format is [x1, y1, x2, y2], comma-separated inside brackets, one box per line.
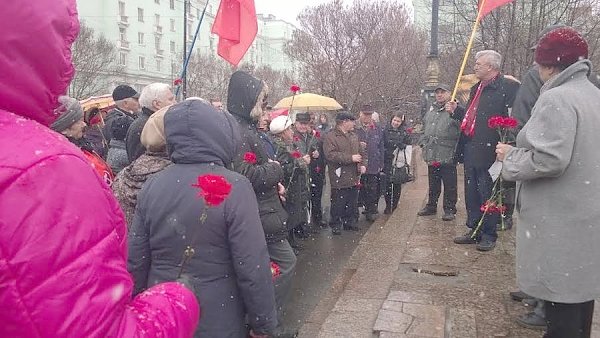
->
[431, 161, 441, 168]
[291, 151, 302, 159]
[314, 130, 321, 138]
[192, 174, 232, 207]
[270, 261, 281, 280]
[315, 166, 322, 174]
[243, 152, 257, 164]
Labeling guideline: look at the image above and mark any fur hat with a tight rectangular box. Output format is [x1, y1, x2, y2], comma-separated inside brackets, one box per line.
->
[269, 115, 293, 134]
[535, 27, 588, 68]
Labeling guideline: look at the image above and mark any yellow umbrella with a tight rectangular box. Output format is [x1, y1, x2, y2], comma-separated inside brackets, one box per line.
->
[273, 93, 342, 111]
[79, 94, 115, 112]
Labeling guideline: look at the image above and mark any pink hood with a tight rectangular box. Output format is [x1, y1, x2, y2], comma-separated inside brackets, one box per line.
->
[0, 1, 199, 337]
[0, 0, 78, 126]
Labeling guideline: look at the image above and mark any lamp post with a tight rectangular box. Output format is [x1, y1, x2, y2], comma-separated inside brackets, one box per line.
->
[420, 0, 441, 120]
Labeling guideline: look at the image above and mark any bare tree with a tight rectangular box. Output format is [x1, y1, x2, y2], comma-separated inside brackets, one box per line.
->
[285, 0, 428, 120]
[70, 22, 120, 99]
[186, 52, 234, 101]
[436, 0, 600, 83]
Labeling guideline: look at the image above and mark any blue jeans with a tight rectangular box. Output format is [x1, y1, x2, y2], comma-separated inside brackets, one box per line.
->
[464, 166, 498, 241]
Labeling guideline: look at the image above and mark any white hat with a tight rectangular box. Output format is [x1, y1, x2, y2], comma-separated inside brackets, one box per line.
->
[269, 115, 293, 134]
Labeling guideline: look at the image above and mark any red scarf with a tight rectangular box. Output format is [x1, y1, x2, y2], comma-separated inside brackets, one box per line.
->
[460, 76, 497, 137]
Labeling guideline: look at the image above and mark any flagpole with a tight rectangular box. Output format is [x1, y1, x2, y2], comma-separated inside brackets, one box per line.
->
[176, 1, 209, 98]
[450, 0, 487, 101]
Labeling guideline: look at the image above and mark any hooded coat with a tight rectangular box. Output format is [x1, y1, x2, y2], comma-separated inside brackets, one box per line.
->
[502, 60, 600, 303]
[0, 1, 199, 337]
[227, 71, 289, 243]
[128, 100, 277, 337]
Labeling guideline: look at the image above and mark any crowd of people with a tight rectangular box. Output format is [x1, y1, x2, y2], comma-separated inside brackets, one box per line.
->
[2, 1, 600, 338]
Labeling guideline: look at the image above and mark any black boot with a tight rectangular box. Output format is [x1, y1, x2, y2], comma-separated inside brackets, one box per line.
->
[417, 205, 437, 216]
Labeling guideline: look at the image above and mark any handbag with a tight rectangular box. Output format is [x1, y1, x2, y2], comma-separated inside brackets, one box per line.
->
[391, 146, 413, 184]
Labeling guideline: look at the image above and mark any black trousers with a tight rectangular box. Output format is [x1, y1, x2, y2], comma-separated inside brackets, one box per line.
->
[502, 179, 516, 219]
[358, 174, 380, 214]
[544, 300, 594, 338]
[384, 182, 401, 211]
[426, 164, 458, 214]
[330, 187, 358, 230]
[310, 173, 325, 224]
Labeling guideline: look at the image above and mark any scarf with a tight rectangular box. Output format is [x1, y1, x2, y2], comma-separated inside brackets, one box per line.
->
[460, 75, 497, 137]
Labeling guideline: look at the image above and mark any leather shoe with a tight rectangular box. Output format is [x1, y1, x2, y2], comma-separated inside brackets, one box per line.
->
[365, 213, 378, 222]
[453, 230, 478, 244]
[344, 224, 360, 231]
[515, 311, 546, 331]
[417, 206, 437, 216]
[510, 290, 530, 302]
[476, 238, 496, 251]
[384, 207, 392, 215]
[442, 212, 455, 221]
[332, 227, 342, 235]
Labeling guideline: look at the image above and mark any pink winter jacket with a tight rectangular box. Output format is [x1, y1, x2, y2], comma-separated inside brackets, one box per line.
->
[0, 1, 199, 337]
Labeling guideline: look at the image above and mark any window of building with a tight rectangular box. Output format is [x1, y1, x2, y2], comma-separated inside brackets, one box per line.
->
[170, 40, 176, 53]
[139, 56, 145, 70]
[156, 59, 162, 71]
[155, 14, 160, 26]
[138, 8, 144, 22]
[119, 52, 127, 66]
[119, 27, 126, 42]
[170, 0, 175, 10]
[155, 0, 160, 3]
[119, 1, 125, 16]
[155, 36, 161, 50]
[138, 32, 144, 45]
[170, 18, 176, 32]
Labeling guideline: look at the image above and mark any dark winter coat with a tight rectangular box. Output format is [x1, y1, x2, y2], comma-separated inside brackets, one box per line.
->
[126, 107, 154, 163]
[383, 125, 410, 180]
[106, 139, 129, 174]
[293, 128, 324, 177]
[227, 71, 288, 244]
[112, 151, 171, 227]
[84, 124, 108, 159]
[103, 107, 136, 141]
[419, 102, 465, 165]
[273, 137, 310, 229]
[356, 123, 384, 174]
[128, 100, 277, 337]
[457, 75, 520, 168]
[323, 127, 367, 189]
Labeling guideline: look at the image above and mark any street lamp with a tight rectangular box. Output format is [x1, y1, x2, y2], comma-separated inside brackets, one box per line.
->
[420, 0, 441, 120]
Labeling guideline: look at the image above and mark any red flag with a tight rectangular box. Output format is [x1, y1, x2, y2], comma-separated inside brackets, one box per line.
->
[211, 0, 258, 66]
[478, 0, 515, 18]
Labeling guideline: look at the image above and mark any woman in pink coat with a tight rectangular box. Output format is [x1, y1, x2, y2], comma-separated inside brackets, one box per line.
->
[0, 1, 199, 337]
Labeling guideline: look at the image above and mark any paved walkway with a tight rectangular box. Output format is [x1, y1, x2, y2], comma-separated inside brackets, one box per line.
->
[299, 148, 600, 338]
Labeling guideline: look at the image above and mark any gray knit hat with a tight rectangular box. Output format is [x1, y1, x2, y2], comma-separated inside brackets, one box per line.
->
[51, 96, 84, 132]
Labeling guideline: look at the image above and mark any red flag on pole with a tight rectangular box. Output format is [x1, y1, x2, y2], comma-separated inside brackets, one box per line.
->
[211, 0, 258, 66]
[478, 0, 515, 18]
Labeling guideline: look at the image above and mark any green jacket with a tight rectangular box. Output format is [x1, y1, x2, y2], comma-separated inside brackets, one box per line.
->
[419, 102, 464, 164]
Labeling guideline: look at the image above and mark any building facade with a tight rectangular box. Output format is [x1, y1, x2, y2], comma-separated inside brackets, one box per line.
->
[75, 0, 297, 96]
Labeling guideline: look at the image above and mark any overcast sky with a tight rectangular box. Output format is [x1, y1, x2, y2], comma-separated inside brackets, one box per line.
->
[254, 0, 332, 25]
[254, 0, 413, 27]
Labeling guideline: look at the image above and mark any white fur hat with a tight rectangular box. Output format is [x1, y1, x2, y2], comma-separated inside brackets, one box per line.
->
[269, 115, 293, 134]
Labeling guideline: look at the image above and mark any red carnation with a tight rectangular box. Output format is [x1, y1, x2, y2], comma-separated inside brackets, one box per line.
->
[291, 151, 302, 159]
[314, 130, 321, 138]
[293, 135, 300, 142]
[173, 78, 183, 86]
[315, 166, 322, 174]
[431, 161, 441, 168]
[369, 124, 375, 130]
[502, 116, 518, 129]
[243, 152, 257, 164]
[488, 116, 505, 129]
[356, 182, 363, 189]
[192, 174, 232, 207]
[290, 84, 301, 93]
[406, 127, 414, 134]
[270, 261, 281, 280]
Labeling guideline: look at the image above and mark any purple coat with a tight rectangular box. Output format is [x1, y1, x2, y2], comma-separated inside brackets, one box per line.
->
[356, 123, 385, 174]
